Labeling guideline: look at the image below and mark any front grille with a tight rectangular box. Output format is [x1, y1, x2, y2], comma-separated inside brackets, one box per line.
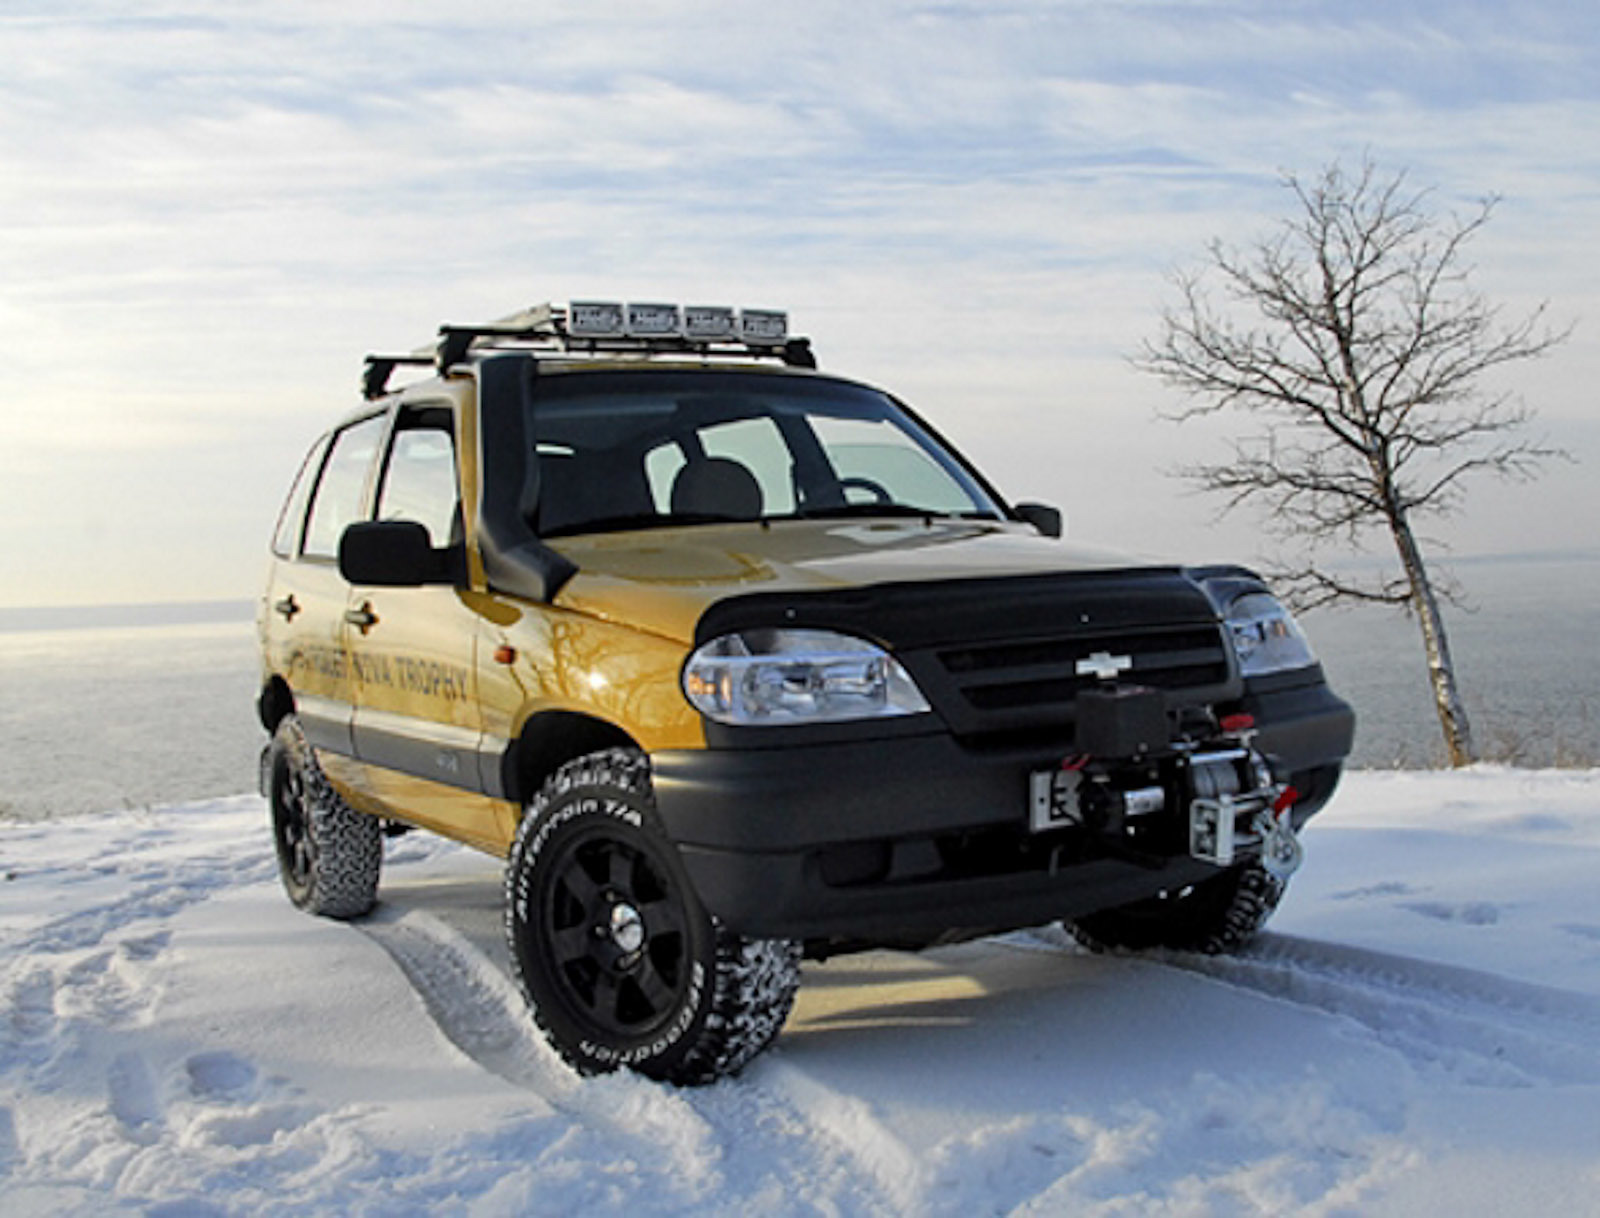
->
[695, 565, 1240, 740]
[945, 625, 1228, 707]
[908, 622, 1233, 737]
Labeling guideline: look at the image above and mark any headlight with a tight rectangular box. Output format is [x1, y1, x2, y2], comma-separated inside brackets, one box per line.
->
[1225, 592, 1317, 677]
[683, 629, 931, 725]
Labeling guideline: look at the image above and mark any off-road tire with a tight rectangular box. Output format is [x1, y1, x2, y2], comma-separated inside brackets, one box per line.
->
[267, 715, 382, 919]
[505, 748, 801, 1085]
[1066, 861, 1284, 956]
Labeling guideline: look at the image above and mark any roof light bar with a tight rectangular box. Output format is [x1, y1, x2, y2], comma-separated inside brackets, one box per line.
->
[684, 305, 738, 341]
[362, 301, 809, 396]
[739, 309, 788, 346]
[565, 301, 786, 346]
[568, 301, 625, 339]
[625, 302, 682, 338]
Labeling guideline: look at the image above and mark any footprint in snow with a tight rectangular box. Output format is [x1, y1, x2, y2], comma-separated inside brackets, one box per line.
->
[108, 1051, 163, 1143]
[186, 1103, 312, 1151]
[5, 971, 56, 1042]
[185, 1051, 259, 1101]
[1400, 900, 1502, 926]
[117, 931, 172, 961]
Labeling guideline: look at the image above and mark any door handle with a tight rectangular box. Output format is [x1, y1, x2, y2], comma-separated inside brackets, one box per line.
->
[273, 594, 300, 621]
[344, 603, 379, 633]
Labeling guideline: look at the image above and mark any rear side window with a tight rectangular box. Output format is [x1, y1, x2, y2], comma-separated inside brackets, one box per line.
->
[302, 414, 386, 560]
[375, 409, 460, 546]
[270, 434, 331, 558]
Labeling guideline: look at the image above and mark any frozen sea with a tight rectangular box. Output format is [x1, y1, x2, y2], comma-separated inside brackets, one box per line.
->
[0, 553, 1595, 820]
[2, 562, 1599, 1214]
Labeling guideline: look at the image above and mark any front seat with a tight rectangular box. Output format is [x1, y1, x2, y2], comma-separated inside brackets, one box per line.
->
[670, 457, 763, 520]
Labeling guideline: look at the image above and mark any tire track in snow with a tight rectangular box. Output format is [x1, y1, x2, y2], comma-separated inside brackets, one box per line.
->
[358, 908, 898, 1215]
[752, 1058, 924, 1214]
[1150, 932, 1600, 1087]
[356, 910, 571, 1097]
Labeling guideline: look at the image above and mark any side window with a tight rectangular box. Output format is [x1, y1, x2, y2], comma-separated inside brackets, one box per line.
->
[376, 412, 460, 546]
[302, 414, 386, 560]
[271, 433, 331, 558]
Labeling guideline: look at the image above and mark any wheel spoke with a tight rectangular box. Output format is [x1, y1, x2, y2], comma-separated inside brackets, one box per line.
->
[632, 959, 677, 1017]
[590, 967, 621, 1021]
[604, 844, 636, 894]
[548, 921, 594, 966]
[637, 895, 685, 939]
[556, 864, 602, 912]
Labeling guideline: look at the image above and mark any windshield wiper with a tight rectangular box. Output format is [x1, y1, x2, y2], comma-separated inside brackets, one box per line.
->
[793, 503, 939, 521]
[793, 504, 1005, 522]
[539, 511, 755, 539]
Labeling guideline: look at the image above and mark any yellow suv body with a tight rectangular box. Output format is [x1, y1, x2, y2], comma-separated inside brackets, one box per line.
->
[258, 303, 1354, 1083]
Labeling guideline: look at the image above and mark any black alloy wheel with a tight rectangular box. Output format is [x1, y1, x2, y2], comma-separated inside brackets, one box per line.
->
[506, 748, 802, 1084]
[539, 826, 693, 1040]
[265, 714, 382, 919]
[271, 749, 316, 904]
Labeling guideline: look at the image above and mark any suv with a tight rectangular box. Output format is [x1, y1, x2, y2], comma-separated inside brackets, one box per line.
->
[258, 301, 1354, 1084]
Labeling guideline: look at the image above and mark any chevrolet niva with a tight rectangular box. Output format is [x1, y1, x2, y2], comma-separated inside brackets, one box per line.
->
[258, 301, 1354, 1084]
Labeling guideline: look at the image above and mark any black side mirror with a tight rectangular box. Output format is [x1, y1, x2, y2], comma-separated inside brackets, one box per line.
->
[339, 520, 451, 587]
[1014, 502, 1064, 539]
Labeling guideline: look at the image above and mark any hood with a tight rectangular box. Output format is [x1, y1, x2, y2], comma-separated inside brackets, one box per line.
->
[549, 518, 1169, 643]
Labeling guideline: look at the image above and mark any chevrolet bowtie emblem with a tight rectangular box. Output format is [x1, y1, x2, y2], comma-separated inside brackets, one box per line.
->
[1076, 650, 1133, 681]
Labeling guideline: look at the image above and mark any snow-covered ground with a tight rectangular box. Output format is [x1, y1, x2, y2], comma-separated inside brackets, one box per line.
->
[3, 769, 1599, 1216]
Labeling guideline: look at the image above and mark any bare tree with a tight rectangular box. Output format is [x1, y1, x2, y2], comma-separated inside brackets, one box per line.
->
[1138, 160, 1568, 767]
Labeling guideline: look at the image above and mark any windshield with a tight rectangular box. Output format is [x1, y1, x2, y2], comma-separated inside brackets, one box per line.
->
[524, 369, 1005, 537]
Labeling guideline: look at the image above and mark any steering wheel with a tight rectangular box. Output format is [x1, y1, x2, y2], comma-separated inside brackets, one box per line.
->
[837, 476, 892, 505]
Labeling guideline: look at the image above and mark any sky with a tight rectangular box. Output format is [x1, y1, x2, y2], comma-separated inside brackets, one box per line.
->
[2, 1, 1596, 608]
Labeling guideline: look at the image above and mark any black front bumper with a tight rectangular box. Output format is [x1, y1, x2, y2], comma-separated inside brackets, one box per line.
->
[651, 676, 1354, 943]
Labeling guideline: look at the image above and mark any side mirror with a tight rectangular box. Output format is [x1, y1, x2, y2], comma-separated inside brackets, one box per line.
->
[1014, 502, 1063, 539]
[339, 520, 451, 587]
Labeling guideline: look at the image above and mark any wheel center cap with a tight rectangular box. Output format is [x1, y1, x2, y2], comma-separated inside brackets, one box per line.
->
[608, 902, 645, 954]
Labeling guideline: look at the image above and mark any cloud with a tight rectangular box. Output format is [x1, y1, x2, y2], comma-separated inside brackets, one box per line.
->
[0, 0, 1595, 603]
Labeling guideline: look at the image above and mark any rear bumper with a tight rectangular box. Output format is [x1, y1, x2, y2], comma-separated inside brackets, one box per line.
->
[651, 675, 1353, 942]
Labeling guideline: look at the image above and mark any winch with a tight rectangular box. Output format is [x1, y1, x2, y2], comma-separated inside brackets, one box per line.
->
[1027, 685, 1304, 879]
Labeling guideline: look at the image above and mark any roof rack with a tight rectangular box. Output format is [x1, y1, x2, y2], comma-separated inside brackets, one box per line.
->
[361, 301, 816, 399]
[361, 354, 434, 401]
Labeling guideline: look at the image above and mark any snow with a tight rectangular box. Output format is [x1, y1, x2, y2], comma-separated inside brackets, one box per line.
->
[3, 769, 1600, 1215]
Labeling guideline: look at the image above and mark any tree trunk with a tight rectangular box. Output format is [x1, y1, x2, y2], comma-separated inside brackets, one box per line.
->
[1390, 515, 1477, 766]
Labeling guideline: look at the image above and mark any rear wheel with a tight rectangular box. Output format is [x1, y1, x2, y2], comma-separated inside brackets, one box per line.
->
[505, 748, 801, 1084]
[1066, 861, 1284, 956]
[267, 715, 382, 919]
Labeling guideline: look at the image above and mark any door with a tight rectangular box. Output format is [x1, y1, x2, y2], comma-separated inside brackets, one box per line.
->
[344, 404, 505, 849]
[269, 412, 388, 756]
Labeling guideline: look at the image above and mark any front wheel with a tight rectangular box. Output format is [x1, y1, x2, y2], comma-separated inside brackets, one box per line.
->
[505, 749, 801, 1085]
[267, 715, 382, 919]
[1066, 861, 1284, 956]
